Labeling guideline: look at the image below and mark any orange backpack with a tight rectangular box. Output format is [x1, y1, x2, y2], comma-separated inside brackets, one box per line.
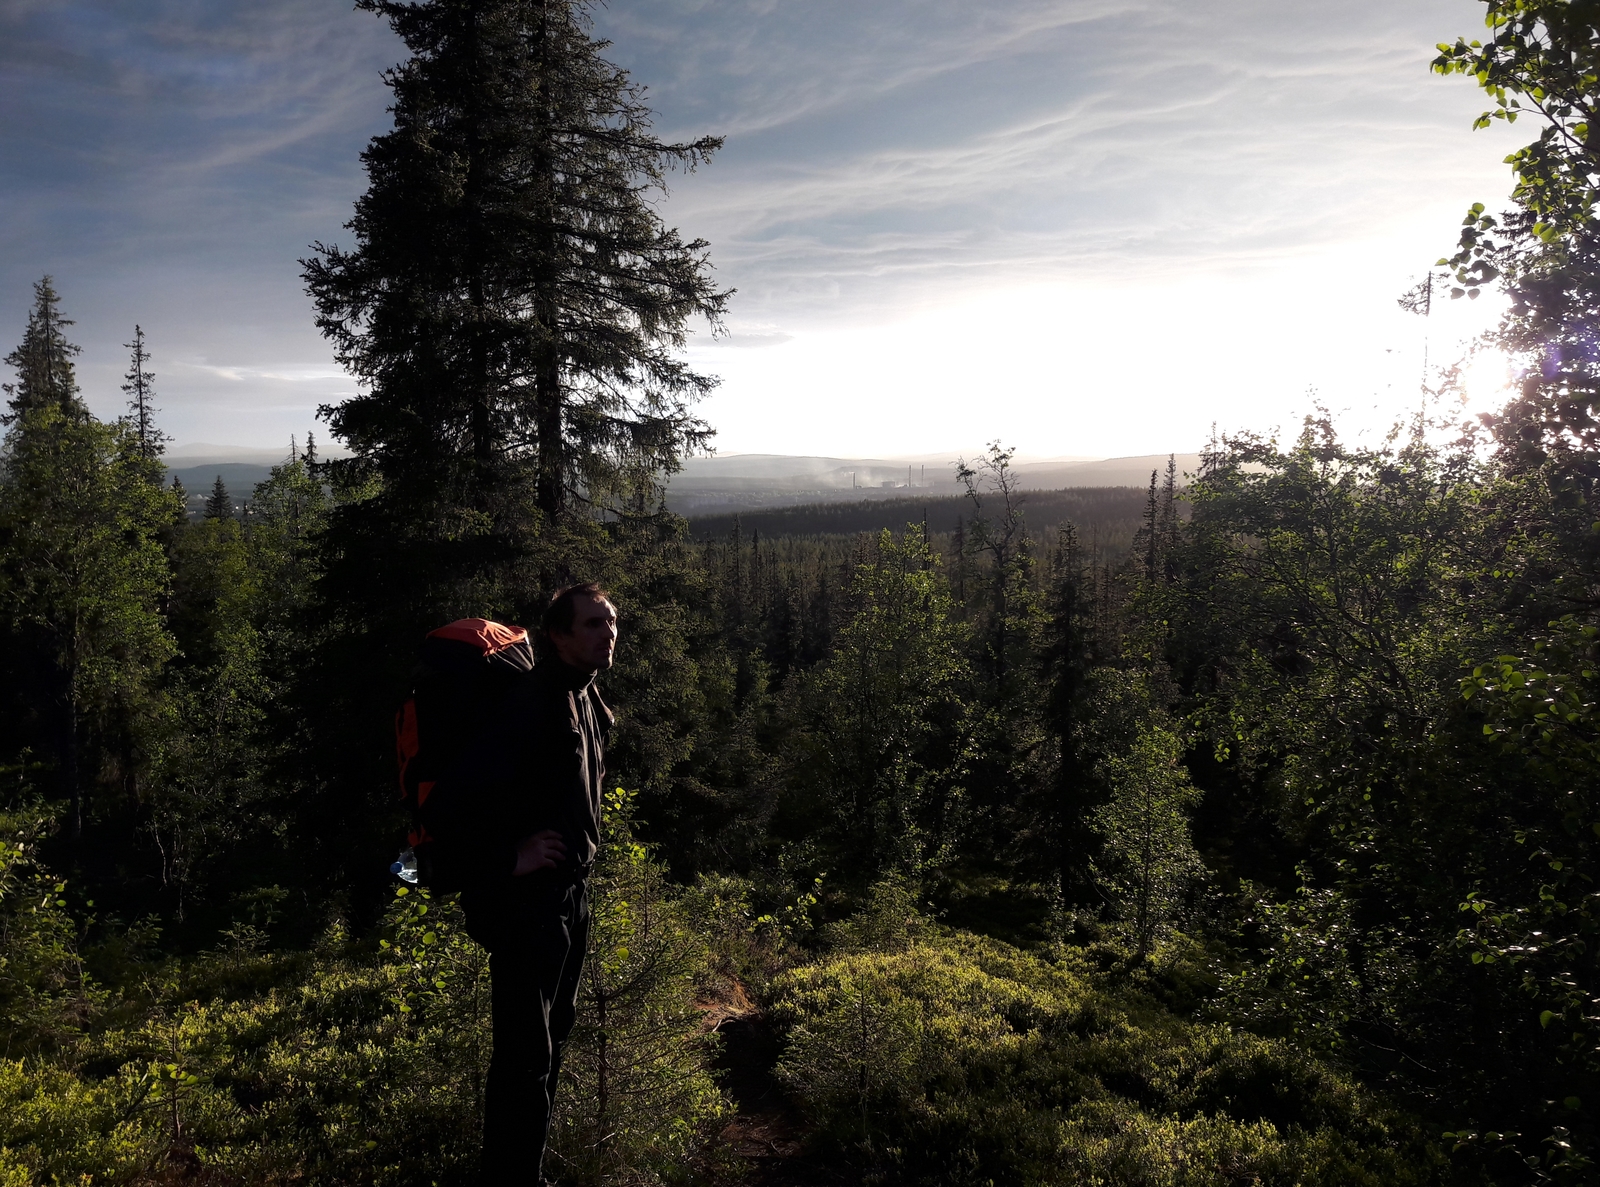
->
[393, 618, 535, 889]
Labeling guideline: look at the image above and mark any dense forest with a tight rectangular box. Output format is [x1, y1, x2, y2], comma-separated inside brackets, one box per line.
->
[3, 0, 1600, 1184]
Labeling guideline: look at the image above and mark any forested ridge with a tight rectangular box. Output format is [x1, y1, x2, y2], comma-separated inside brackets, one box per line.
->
[683, 486, 1153, 558]
[3, 0, 1600, 1184]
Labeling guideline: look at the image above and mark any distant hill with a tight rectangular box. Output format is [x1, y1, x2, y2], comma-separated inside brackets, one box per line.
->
[165, 462, 277, 490]
[665, 452, 1200, 515]
[167, 442, 349, 467]
[156, 448, 1200, 531]
[1012, 453, 1204, 490]
[686, 486, 1156, 559]
[168, 444, 294, 467]
[163, 462, 277, 516]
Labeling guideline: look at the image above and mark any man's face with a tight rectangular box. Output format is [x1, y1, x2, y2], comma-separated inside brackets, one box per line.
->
[551, 593, 618, 672]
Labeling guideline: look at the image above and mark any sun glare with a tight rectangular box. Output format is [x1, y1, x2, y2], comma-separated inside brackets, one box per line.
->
[1456, 352, 1515, 413]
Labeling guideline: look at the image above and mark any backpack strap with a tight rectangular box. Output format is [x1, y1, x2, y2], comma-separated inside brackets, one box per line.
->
[589, 684, 615, 739]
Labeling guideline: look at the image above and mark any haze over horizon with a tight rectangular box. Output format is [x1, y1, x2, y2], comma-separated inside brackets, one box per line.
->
[2, 0, 1525, 457]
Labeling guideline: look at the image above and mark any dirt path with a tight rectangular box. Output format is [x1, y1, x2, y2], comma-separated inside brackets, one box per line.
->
[711, 1011, 861, 1187]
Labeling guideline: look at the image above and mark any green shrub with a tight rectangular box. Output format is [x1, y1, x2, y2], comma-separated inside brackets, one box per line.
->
[0, 803, 98, 1058]
[770, 889, 1458, 1185]
[77, 898, 489, 1187]
[0, 1057, 155, 1185]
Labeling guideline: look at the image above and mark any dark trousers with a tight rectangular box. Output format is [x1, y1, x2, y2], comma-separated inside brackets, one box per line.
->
[466, 878, 590, 1187]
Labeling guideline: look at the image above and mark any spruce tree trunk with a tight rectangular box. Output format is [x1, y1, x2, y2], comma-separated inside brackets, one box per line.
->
[464, 6, 493, 479]
[534, 353, 563, 518]
[64, 599, 83, 839]
[532, 0, 564, 520]
[65, 665, 81, 839]
[469, 272, 493, 475]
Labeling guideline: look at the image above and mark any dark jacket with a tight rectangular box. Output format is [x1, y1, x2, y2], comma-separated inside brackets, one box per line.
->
[420, 659, 613, 891]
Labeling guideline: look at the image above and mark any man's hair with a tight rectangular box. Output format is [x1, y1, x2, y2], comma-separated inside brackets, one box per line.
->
[542, 582, 613, 636]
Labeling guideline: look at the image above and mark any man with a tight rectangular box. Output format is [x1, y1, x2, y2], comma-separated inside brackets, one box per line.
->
[431, 582, 618, 1187]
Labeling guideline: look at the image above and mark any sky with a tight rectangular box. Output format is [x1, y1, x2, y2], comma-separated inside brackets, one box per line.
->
[0, 0, 1529, 458]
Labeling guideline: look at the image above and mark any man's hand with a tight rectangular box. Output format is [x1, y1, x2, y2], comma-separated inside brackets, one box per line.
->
[513, 829, 568, 876]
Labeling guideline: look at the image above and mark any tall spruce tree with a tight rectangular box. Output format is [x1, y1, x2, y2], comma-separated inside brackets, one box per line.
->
[1138, 469, 1160, 583]
[121, 325, 162, 461]
[1157, 453, 1179, 581]
[3, 277, 82, 422]
[303, 0, 730, 611]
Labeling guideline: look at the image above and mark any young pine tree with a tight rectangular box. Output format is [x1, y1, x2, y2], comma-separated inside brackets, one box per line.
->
[1157, 453, 1179, 581]
[788, 528, 972, 885]
[1092, 722, 1205, 956]
[1138, 468, 1160, 584]
[552, 790, 727, 1182]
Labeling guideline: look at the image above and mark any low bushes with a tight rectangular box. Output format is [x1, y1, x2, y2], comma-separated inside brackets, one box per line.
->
[0, 799, 1489, 1186]
[769, 888, 1464, 1186]
[0, 796, 727, 1187]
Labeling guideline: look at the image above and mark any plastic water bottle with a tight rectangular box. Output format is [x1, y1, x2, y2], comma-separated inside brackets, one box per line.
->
[391, 847, 419, 885]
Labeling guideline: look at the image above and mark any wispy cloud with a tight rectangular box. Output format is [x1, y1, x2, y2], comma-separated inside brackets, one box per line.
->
[176, 361, 350, 383]
[601, 0, 1524, 324]
[0, 0, 1526, 452]
[602, 0, 1137, 138]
